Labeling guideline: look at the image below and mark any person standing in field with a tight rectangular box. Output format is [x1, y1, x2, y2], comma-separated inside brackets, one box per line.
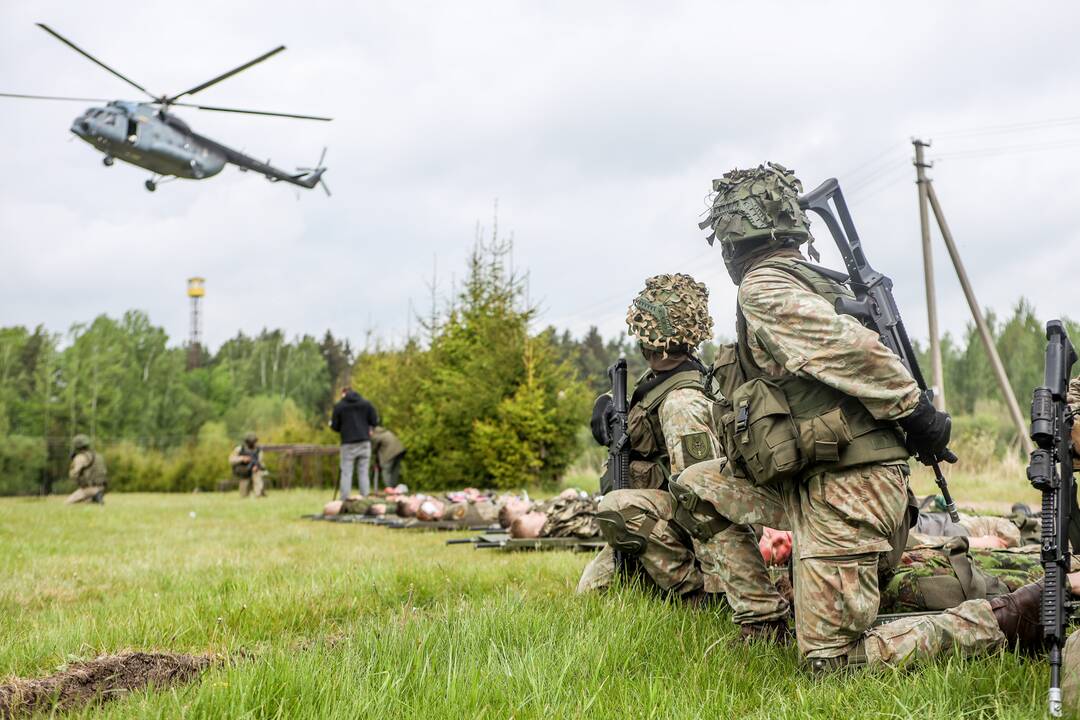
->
[65, 434, 107, 505]
[370, 426, 405, 491]
[229, 432, 266, 498]
[330, 386, 380, 499]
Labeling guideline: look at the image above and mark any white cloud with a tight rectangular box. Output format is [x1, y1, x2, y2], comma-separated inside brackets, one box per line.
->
[1, 0, 1078, 352]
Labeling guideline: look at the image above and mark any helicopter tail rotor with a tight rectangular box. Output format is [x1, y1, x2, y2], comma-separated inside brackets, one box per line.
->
[295, 147, 330, 196]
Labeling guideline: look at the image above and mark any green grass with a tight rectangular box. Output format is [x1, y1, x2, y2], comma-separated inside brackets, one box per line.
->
[0, 488, 1059, 719]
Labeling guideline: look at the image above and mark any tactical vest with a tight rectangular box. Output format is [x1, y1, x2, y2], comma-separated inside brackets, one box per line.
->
[625, 365, 707, 490]
[232, 446, 260, 479]
[713, 256, 908, 485]
[76, 450, 108, 488]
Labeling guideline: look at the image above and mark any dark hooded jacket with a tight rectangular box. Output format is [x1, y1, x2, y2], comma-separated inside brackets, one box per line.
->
[330, 390, 380, 444]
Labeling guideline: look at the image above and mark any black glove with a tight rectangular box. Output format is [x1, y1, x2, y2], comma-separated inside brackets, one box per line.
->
[898, 394, 958, 465]
[590, 395, 616, 447]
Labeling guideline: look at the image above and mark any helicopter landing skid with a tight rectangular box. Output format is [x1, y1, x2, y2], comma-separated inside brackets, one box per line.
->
[144, 174, 176, 192]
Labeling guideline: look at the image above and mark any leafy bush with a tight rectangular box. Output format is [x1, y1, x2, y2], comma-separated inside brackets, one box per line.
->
[0, 435, 48, 495]
[353, 241, 589, 491]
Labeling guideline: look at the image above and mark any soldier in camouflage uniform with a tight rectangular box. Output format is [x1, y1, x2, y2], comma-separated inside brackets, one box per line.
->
[576, 273, 724, 600]
[65, 434, 107, 505]
[668, 162, 1044, 668]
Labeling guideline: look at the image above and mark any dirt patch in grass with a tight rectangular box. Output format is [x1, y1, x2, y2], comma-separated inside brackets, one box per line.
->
[0, 651, 213, 718]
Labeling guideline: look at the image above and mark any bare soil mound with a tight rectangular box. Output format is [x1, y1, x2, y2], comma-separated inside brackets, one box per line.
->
[0, 651, 212, 718]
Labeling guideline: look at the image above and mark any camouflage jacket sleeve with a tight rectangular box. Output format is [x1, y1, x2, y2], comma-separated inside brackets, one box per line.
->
[68, 451, 91, 482]
[228, 446, 246, 466]
[658, 387, 722, 474]
[1068, 376, 1080, 412]
[738, 265, 921, 421]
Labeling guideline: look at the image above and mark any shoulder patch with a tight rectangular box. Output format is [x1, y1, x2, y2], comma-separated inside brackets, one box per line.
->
[683, 432, 713, 462]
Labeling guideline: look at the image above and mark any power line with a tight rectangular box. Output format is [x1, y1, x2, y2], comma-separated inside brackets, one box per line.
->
[936, 137, 1080, 161]
[930, 114, 1080, 140]
[839, 141, 908, 185]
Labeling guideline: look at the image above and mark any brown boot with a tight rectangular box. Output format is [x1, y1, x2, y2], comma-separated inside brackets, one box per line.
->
[740, 619, 793, 646]
[989, 580, 1047, 654]
[680, 589, 726, 609]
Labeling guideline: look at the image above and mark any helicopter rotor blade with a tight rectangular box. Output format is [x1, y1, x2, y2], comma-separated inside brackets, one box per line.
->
[171, 101, 331, 121]
[36, 24, 156, 100]
[165, 46, 285, 103]
[0, 92, 113, 103]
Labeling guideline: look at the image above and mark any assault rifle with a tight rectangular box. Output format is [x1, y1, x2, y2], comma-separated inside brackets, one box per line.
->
[1027, 319, 1080, 717]
[799, 178, 960, 522]
[607, 358, 631, 572]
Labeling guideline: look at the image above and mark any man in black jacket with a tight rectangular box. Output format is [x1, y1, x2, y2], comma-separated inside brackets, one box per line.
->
[330, 386, 380, 498]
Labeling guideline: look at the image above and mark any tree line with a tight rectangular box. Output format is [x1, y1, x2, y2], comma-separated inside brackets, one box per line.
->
[0, 256, 1072, 495]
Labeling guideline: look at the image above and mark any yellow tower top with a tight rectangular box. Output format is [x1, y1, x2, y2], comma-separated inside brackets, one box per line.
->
[187, 277, 205, 298]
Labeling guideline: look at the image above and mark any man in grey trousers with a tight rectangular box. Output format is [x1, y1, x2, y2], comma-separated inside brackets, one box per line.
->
[330, 386, 380, 499]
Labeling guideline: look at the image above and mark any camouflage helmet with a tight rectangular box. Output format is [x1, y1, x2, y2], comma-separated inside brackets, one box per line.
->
[699, 162, 816, 269]
[626, 273, 713, 355]
[243, 431, 258, 445]
[72, 434, 91, 450]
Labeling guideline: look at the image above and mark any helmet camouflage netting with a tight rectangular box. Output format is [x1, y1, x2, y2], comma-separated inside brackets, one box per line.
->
[699, 162, 817, 261]
[626, 273, 714, 354]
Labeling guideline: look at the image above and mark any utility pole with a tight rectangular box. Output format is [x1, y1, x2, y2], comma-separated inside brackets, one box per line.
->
[922, 180, 1035, 455]
[913, 139, 945, 411]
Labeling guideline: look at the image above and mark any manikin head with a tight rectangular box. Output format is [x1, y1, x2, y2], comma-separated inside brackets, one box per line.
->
[396, 495, 426, 517]
[366, 503, 387, 517]
[499, 497, 533, 528]
[323, 500, 344, 516]
[416, 499, 445, 521]
[510, 511, 548, 539]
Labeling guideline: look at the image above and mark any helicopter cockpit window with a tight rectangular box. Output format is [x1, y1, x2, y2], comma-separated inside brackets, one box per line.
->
[103, 114, 117, 126]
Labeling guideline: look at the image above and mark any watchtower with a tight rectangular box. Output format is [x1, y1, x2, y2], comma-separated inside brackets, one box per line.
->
[186, 277, 205, 369]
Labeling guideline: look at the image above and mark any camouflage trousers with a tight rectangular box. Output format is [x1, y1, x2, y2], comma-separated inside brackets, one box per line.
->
[239, 470, 265, 498]
[593, 459, 1007, 665]
[576, 491, 724, 595]
[65, 485, 105, 504]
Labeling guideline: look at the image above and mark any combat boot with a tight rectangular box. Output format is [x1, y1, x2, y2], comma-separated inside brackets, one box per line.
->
[989, 580, 1046, 654]
[740, 619, 793, 646]
[680, 589, 726, 609]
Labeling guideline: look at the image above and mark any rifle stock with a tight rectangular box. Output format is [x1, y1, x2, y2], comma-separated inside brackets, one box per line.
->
[1027, 319, 1079, 717]
[799, 179, 960, 522]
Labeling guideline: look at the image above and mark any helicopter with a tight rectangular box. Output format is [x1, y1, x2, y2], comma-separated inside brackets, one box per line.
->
[1, 24, 332, 193]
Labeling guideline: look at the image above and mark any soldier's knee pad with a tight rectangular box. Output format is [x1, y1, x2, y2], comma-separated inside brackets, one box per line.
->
[595, 508, 653, 556]
[669, 474, 731, 542]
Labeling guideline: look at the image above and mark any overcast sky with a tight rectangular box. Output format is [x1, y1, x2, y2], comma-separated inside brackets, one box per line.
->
[2, 2, 1078, 353]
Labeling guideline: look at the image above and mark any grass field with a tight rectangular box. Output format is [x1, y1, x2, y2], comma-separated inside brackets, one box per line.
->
[0, 473, 1057, 719]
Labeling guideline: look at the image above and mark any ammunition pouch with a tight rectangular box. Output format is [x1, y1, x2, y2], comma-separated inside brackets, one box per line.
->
[669, 477, 731, 541]
[721, 378, 808, 486]
[629, 459, 668, 490]
[232, 462, 255, 480]
[717, 255, 908, 485]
